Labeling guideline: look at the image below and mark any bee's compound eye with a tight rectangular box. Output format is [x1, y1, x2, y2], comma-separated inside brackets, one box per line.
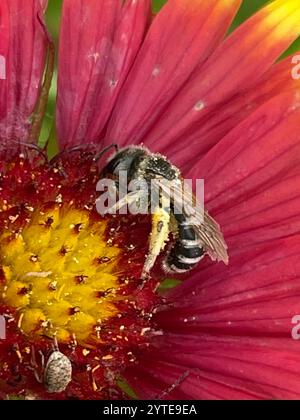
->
[44, 351, 72, 393]
[104, 153, 136, 175]
[102, 156, 122, 176]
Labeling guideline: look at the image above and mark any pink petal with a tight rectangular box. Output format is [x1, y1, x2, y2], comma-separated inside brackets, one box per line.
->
[217, 173, 300, 250]
[132, 80, 300, 399]
[179, 89, 300, 274]
[104, 0, 241, 148]
[135, 234, 300, 399]
[57, 0, 151, 150]
[105, 0, 300, 158]
[190, 91, 300, 216]
[141, 0, 300, 156]
[128, 334, 300, 399]
[159, 235, 300, 333]
[168, 54, 300, 170]
[0, 0, 48, 142]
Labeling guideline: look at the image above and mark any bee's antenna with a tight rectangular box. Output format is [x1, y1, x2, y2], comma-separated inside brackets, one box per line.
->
[2, 140, 48, 162]
[94, 144, 119, 162]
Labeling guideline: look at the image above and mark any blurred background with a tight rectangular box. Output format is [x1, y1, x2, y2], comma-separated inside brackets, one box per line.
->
[43, 0, 300, 155]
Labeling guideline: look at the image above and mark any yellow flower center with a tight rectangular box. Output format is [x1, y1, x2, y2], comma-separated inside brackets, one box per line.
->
[0, 204, 121, 347]
[0, 150, 157, 399]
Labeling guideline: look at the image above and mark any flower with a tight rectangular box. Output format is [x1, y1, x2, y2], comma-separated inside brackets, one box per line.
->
[1, 0, 300, 400]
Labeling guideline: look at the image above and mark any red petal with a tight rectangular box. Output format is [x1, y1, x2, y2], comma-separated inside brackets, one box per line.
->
[128, 333, 300, 399]
[160, 235, 300, 332]
[105, 0, 300, 157]
[134, 81, 300, 399]
[140, 0, 300, 156]
[217, 173, 300, 249]
[57, 0, 151, 149]
[140, 235, 300, 399]
[168, 54, 300, 170]
[126, 0, 300, 401]
[104, 0, 241, 148]
[190, 91, 300, 216]
[180, 90, 300, 262]
[0, 0, 48, 142]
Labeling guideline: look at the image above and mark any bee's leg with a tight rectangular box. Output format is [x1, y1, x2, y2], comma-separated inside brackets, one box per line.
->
[52, 335, 59, 351]
[94, 144, 119, 162]
[30, 346, 42, 384]
[30, 346, 38, 369]
[105, 191, 140, 214]
[141, 206, 170, 279]
[38, 350, 45, 370]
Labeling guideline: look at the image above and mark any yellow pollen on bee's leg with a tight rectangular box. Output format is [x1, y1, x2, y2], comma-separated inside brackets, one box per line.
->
[142, 207, 170, 279]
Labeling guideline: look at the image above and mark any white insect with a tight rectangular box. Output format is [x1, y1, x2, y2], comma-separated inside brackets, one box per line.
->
[31, 338, 72, 393]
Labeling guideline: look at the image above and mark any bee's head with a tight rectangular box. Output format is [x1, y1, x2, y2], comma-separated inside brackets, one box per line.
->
[101, 146, 148, 179]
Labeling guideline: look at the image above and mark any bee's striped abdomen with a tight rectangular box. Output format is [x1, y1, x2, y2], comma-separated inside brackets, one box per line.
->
[165, 217, 204, 273]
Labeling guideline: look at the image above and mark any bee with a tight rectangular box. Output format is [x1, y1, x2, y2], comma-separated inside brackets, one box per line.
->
[100, 146, 228, 278]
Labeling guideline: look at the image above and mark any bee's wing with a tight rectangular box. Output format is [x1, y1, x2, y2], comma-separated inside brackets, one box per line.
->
[159, 179, 228, 264]
[196, 211, 229, 264]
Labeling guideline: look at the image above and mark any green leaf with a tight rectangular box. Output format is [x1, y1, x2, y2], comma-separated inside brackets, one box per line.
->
[158, 278, 182, 293]
[152, 0, 167, 13]
[117, 378, 138, 400]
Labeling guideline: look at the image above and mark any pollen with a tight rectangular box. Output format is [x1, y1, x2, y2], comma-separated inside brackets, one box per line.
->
[194, 100, 205, 112]
[0, 148, 159, 399]
[152, 67, 161, 77]
[0, 205, 120, 345]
